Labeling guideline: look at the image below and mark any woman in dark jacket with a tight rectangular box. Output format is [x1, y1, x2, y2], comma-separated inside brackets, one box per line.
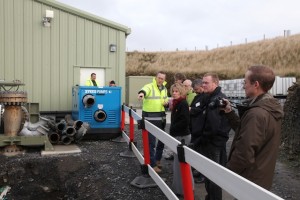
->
[169, 83, 194, 197]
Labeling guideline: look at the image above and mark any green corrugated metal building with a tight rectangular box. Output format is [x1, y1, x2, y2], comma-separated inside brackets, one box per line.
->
[0, 0, 130, 112]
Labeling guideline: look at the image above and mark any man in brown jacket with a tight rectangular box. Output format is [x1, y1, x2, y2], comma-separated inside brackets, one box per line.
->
[222, 65, 284, 190]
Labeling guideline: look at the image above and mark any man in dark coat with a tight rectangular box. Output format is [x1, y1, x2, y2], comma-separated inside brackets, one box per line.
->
[194, 73, 231, 200]
[222, 65, 284, 190]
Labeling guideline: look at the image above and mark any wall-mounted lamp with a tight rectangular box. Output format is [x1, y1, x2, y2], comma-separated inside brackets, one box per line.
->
[43, 10, 54, 27]
[109, 44, 117, 52]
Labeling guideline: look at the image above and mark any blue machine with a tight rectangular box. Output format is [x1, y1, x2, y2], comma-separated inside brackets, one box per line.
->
[72, 86, 121, 139]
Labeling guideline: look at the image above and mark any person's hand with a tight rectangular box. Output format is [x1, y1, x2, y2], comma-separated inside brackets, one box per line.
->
[162, 101, 168, 107]
[138, 93, 144, 101]
[221, 98, 232, 113]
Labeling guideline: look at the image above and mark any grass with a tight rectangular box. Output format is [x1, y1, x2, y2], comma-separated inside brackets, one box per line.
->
[126, 34, 300, 81]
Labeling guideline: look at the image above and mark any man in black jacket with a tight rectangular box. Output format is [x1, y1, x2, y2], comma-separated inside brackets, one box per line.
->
[196, 73, 231, 200]
[189, 79, 206, 183]
[190, 79, 206, 143]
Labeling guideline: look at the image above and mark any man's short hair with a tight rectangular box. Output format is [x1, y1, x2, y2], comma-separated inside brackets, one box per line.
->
[203, 72, 219, 84]
[156, 71, 166, 76]
[91, 73, 96, 76]
[174, 73, 186, 82]
[192, 79, 203, 88]
[248, 65, 275, 92]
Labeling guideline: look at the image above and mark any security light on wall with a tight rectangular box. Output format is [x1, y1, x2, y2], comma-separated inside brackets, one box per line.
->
[43, 10, 54, 27]
[109, 44, 117, 52]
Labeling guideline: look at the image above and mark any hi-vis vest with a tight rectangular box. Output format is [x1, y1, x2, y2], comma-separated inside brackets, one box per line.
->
[85, 79, 100, 86]
[141, 78, 168, 112]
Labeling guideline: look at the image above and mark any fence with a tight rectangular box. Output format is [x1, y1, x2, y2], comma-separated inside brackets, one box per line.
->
[120, 105, 284, 200]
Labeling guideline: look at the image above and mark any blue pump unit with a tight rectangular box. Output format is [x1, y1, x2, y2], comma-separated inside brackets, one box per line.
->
[72, 86, 121, 138]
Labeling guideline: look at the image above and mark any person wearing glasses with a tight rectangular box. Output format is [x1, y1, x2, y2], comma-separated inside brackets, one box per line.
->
[222, 65, 283, 190]
[192, 72, 231, 200]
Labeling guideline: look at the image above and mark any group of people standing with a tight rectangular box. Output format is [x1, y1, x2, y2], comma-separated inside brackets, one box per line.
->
[137, 66, 283, 199]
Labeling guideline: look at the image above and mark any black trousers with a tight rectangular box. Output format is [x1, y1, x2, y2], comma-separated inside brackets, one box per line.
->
[199, 143, 227, 200]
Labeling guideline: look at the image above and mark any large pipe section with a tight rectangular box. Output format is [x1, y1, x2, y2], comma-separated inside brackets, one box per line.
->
[0, 86, 90, 151]
[94, 109, 107, 122]
[61, 135, 73, 145]
[46, 116, 89, 145]
[0, 91, 27, 136]
[82, 94, 95, 108]
[0, 91, 27, 153]
[63, 126, 76, 137]
[3, 106, 23, 136]
[56, 120, 66, 132]
[48, 131, 60, 144]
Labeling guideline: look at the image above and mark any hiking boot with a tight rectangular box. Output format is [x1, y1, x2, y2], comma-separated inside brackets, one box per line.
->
[193, 170, 201, 178]
[156, 161, 162, 169]
[153, 166, 162, 173]
[165, 154, 174, 160]
[194, 176, 205, 183]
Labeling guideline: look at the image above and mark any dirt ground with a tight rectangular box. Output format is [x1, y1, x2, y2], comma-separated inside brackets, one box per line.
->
[0, 125, 300, 200]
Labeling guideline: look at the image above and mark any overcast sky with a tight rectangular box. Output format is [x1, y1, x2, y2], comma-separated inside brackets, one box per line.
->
[57, 0, 300, 52]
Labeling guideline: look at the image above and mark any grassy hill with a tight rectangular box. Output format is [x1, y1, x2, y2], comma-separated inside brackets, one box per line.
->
[126, 34, 300, 164]
[126, 34, 300, 83]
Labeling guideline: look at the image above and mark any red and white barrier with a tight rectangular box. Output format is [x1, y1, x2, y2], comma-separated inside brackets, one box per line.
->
[120, 105, 284, 200]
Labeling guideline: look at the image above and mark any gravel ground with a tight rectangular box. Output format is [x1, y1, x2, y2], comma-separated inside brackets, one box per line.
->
[0, 124, 299, 200]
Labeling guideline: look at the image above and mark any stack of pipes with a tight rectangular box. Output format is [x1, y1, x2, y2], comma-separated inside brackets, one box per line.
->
[18, 111, 89, 145]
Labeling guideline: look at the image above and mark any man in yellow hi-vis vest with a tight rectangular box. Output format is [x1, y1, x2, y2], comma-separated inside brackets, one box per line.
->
[85, 73, 100, 86]
[138, 71, 168, 173]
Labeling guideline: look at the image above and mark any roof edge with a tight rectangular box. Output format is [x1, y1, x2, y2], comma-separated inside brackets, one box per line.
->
[35, 0, 131, 35]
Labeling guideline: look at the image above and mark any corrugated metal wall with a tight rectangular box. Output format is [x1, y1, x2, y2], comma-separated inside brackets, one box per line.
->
[0, 0, 130, 111]
[126, 76, 153, 108]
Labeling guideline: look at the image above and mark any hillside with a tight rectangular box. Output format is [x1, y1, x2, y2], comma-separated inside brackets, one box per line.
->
[126, 34, 300, 82]
[126, 36, 300, 162]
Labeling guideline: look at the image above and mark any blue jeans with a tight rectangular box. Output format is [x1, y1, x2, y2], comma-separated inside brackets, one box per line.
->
[148, 133, 164, 167]
[147, 119, 165, 167]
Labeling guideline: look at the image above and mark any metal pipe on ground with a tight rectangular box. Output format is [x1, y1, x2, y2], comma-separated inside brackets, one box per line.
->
[61, 135, 73, 145]
[56, 120, 66, 132]
[48, 132, 60, 144]
[73, 120, 83, 130]
[63, 126, 76, 137]
[74, 124, 89, 142]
